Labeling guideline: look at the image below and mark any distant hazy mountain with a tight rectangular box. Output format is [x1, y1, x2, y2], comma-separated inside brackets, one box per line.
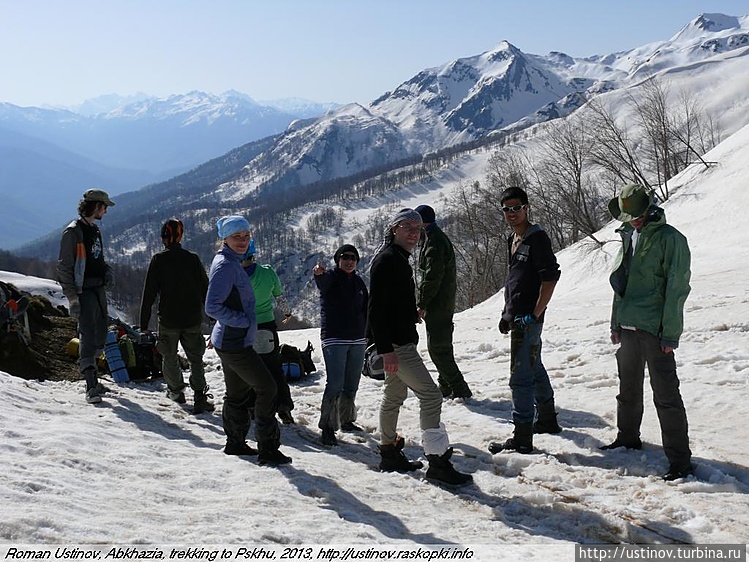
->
[0, 92, 336, 249]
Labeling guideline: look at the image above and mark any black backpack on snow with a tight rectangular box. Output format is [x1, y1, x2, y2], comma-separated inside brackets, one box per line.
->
[279, 341, 316, 382]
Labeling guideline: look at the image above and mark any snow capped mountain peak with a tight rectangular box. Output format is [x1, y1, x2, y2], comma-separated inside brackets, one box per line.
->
[673, 13, 743, 40]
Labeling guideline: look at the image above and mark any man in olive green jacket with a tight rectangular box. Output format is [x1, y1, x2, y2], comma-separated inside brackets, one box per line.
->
[415, 205, 472, 399]
[602, 184, 693, 482]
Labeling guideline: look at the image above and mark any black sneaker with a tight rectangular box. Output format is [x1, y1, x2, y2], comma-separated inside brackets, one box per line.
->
[340, 421, 363, 433]
[224, 442, 259, 456]
[663, 464, 694, 481]
[600, 438, 642, 450]
[488, 438, 532, 455]
[258, 449, 292, 466]
[321, 428, 338, 446]
[85, 387, 102, 404]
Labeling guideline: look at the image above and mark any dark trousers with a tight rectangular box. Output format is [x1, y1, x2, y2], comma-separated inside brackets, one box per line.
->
[249, 321, 294, 414]
[216, 346, 280, 452]
[78, 286, 108, 388]
[616, 329, 691, 467]
[425, 310, 468, 393]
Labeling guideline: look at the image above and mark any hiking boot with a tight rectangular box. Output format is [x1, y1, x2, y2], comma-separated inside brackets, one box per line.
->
[258, 449, 292, 466]
[663, 463, 694, 481]
[488, 422, 533, 454]
[439, 383, 453, 398]
[166, 388, 186, 404]
[193, 387, 215, 414]
[321, 428, 338, 446]
[224, 441, 259, 456]
[534, 401, 562, 434]
[278, 410, 296, 425]
[379, 438, 423, 472]
[426, 449, 473, 487]
[600, 438, 642, 450]
[95, 382, 109, 395]
[451, 384, 473, 399]
[85, 386, 102, 404]
[341, 421, 363, 432]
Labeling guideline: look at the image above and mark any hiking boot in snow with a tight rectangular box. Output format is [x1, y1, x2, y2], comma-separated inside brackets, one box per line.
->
[663, 463, 694, 481]
[451, 384, 473, 399]
[166, 388, 186, 404]
[426, 448, 473, 487]
[258, 449, 292, 466]
[321, 428, 338, 446]
[534, 402, 562, 434]
[599, 437, 642, 450]
[438, 383, 453, 398]
[86, 386, 102, 404]
[224, 441, 259, 456]
[341, 421, 363, 432]
[278, 410, 295, 425]
[193, 386, 215, 414]
[488, 422, 533, 454]
[379, 437, 423, 472]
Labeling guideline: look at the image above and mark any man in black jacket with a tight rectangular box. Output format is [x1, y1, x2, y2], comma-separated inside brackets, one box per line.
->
[489, 187, 562, 455]
[368, 208, 471, 486]
[415, 204, 472, 399]
[140, 219, 213, 414]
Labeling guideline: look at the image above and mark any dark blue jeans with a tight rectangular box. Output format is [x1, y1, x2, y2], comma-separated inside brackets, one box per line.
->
[319, 343, 365, 430]
[509, 323, 554, 425]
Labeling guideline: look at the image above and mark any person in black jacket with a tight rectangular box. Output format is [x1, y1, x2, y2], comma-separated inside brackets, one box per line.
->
[313, 244, 368, 446]
[489, 187, 562, 456]
[368, 208, 472, 486]
[140, 218, 213, 414]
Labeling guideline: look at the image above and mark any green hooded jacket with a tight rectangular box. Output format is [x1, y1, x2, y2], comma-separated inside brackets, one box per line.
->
[417, 223, 457, 315]
[609, 207, 691, 348]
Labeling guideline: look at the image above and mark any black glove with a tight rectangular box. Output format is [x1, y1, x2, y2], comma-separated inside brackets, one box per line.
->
[498, 318, 510, 334]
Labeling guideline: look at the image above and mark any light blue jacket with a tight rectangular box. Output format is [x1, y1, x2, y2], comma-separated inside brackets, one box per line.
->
[206, 245, 257, 350]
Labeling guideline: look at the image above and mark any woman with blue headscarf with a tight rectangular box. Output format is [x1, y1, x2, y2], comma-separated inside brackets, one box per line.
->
[205, 215, 291, 466]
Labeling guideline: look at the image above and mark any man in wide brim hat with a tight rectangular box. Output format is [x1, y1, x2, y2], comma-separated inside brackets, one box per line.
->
[607, 183, 653, 222]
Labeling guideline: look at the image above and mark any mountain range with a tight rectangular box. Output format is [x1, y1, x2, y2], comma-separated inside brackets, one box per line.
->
[0, 92, 337, 248]
[9, 12, 749, 326]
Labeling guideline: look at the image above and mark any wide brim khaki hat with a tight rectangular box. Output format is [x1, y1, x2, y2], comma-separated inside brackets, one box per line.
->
[83, 189, 115, 206]
[608, 183, 652, 222]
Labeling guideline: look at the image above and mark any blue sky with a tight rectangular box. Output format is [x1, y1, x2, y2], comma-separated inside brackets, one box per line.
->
[1, 0, 747, 108]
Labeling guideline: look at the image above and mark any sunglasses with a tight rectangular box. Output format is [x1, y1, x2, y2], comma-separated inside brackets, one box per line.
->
[339, 254, 358, 262]
[501, 204, 526, 213]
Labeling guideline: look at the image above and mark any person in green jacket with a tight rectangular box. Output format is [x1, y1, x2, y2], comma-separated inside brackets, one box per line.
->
[241, 240, 295, 425]
[602, 183, 693, 481]
[415, 205, 472, 399]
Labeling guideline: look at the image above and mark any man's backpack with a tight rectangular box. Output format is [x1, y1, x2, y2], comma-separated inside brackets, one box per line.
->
[279, 341, 316, 382]
[117, 330, 162, 380]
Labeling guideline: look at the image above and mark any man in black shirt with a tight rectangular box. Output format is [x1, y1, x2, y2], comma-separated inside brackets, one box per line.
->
[368, 208, 471, 487]
[489, 187, 562, 455]
[140, 219, 213, 414]
[57, 189, 116, 404]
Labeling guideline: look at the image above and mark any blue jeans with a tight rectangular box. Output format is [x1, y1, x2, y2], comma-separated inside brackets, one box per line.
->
[319, 343, 365, 430]
[509, 323, 554, 425]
